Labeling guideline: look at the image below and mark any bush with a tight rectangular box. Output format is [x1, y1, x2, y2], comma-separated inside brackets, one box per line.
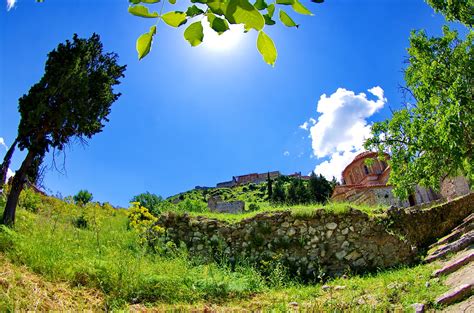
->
[130, 192, 163, 216]
[73, 190, 93, 205]
[248, 203, 260, 211]
[18, 188, 42, 213]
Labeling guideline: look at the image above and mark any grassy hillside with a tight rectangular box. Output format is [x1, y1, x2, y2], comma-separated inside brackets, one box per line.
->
[0, 188, 449, 311]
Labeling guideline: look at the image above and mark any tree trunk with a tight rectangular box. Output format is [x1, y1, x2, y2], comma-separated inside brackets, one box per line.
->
[0, 138, 18, 186]
[2, 149, 36, 226]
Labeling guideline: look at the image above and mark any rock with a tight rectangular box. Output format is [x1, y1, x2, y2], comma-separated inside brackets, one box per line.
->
[345, 250, 362, 261]
[334, 285, 346, 291]
[411, 303, 425, 313]
[335, 250, 347, 260]
[196, 244, 204, 250]
[425, 281, 430, 288]
[288, 228, 296, 236]
[326, 230, 333, 239]
[435, 283, 473, 305]
[322, 285, 331, 291]
[288, 302, 298, 307]
[326, 222, 338, 230]
[342, 228, 349, 235]
[281, 222, 290, 228]
[341, 241, 350, 249]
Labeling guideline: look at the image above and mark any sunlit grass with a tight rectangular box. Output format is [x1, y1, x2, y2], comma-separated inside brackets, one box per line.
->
[186, 201, 387, 223]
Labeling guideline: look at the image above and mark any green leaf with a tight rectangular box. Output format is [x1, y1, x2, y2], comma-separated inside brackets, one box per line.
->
[207, 13, 230, 34]
[276, 0, 294, 5]
[184, 21, 204, 46]
[254, 0, 267, 10]
[169, 0, 176, 4]
[312, 0, 324, 3]
[292, 0, 312, 15]
[191, 0, 208, 4]
[267, 3, 275, 17]
[186, 5, 205, 17]
[225, 0, 265, 31]
[207, 0, 228, 16]
[263, 14, 276, 25]
[257, 30, 277, 66]
[128, 5, 159, 18]
[136, 25, 157, 60]
[279, 10, 298, 27]
[162, 11, 187, 27]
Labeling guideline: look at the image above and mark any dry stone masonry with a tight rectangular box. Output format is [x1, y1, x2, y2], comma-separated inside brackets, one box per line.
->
[156, 193, 473, 279]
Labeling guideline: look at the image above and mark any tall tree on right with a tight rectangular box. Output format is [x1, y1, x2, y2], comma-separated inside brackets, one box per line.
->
[365, 2, 473, 199]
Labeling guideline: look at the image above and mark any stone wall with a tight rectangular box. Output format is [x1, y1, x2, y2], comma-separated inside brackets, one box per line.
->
[157, 193, 473, 279]
[388, 192, 474, 248]
[207, 196, 245, 214]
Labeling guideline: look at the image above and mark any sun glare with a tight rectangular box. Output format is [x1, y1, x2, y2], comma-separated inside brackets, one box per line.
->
[202, 21, 244, 52]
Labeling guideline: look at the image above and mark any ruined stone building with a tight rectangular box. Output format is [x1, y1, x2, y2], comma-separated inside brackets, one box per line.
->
[331, 151, 470, 207]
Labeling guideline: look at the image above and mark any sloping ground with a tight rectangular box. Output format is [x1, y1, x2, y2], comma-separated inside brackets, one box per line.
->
[0, 254, 104, 311]
[425, 213, 474, 311]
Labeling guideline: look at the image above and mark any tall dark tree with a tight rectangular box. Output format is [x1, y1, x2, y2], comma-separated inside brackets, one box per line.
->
[309, 172, 333, 204]
[271, 178, 286, 204]
[2, 34, 126, 226]
[266, 172, 273, 198]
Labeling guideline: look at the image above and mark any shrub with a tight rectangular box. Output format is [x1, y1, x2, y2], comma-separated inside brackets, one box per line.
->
[73, 190, 93, 205]
[248, 203, 260, 211]
[18, 188, 42, 213]
[130, 192, 163, 216]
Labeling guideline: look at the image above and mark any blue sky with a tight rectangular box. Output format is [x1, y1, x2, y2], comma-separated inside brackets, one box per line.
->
[0, 0, 455, 207]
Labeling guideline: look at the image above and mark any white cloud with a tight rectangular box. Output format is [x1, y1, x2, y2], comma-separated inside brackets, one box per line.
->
[0, 137, 7, 150]
[306, 87, 386, 180]
[299, 122, 309, 130]
[6, 0, 16, 11]
[283, 151, 290, 157]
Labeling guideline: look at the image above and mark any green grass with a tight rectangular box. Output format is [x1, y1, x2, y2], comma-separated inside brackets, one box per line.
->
[0, 189, 449, 311]
[185, 201, 387, 223]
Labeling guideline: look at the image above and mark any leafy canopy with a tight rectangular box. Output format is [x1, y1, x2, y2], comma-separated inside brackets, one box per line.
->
[365, 27, 473, 199]
[128, 0, 323, 66]
[131, 192, 164, 215]
[73, 189, 94, 205]
[17, 34, 126, 156]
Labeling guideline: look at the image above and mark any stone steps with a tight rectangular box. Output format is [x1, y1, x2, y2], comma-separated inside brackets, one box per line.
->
[424, 211, 474, 311]
[436, 283, 473, 306]
[429, 213, 474, 251]
[432, 250, 474, 277]
[425, 231, 473, 263]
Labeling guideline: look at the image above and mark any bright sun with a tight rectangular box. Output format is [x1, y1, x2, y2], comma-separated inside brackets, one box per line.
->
[202, 21, 244, 52]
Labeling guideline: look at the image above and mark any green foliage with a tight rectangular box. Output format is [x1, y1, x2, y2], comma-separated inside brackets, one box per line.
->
[2, 33, 126, 226]
[73, 190, 93, 205]
[17, 34, 126, 154]
[127, 0, 324, 65]
[365, 26, 473, 199]
[425, 0, 473, 26]
[18, 188, 42, 213]
[130, 191, 163, 215]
